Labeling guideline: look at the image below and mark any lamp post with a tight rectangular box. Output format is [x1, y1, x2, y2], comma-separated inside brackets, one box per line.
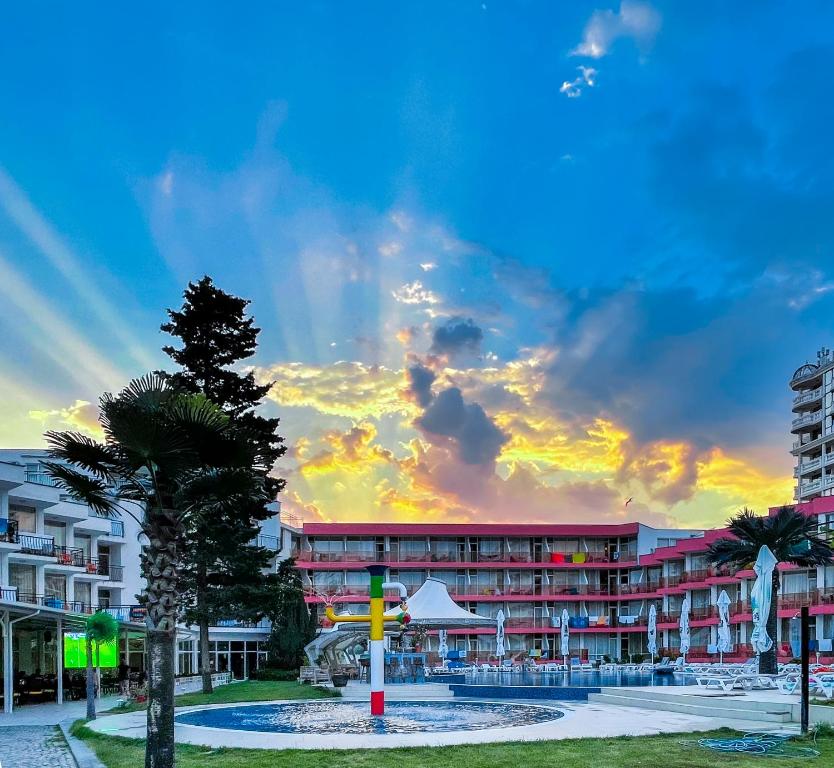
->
[325, 565, 409, 715]
[801, 605, 809, 735]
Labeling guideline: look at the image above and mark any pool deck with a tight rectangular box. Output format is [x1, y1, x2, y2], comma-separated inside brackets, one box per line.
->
[86, 692, 800, 750]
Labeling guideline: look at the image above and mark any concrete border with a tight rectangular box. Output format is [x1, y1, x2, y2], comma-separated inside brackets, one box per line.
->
[59, 720, 107, 768]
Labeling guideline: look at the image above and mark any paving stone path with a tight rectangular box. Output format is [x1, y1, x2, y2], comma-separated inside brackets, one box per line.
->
[0, 725, 76, 767]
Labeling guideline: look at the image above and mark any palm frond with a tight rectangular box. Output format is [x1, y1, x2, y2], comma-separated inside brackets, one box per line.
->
[42, 462, 119, 517]
[44, 431, 123, 482]
[707, 537, 758, 568]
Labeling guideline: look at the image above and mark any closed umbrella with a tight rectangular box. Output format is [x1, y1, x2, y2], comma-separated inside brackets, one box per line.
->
[750, 545, 778, 656]
[679, 595, 691, 660]
[716, 590, 732, 665]
[647, 603, 658, 662]
[495, 610, 505, 659]
[438, 629, 448, 663]
[560, 608, 570, 662]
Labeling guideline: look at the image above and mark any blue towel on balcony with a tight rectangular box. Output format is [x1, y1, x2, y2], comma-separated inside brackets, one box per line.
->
[0, 519, 7, 535]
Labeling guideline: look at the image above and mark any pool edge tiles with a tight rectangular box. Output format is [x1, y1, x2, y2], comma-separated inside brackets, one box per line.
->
[450, 684, 601, 701]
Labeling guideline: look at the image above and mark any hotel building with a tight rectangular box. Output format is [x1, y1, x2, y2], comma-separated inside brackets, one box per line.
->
[791, 346, 834, 502]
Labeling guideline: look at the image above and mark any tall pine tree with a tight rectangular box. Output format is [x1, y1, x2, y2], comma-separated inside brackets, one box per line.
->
[266, 559, 317, 669]
[161, 276, 286, 693]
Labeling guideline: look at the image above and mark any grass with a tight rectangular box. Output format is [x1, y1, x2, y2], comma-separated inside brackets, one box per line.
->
[107, 679, 338, 713]
[72, 724, 834, 768]
[75, 681, 834, 767]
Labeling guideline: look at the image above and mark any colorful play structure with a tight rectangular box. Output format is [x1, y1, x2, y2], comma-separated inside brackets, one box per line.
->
[324, 565, 410, 715]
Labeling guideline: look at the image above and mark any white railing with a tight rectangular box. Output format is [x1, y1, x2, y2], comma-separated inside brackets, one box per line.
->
[174, 672, 233, 694]
[794, 387, 823, 405]
[792, 411, 822, 429]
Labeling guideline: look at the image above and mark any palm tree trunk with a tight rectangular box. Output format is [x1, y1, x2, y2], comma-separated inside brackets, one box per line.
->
[142, 511, 180, 768]
[196, 563, 213, 695]
[760, 570, 780, 675]
[86, 635, 96, 720]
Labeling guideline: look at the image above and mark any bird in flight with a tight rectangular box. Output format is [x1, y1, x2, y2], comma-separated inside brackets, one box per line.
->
[624, 497, 633, 507]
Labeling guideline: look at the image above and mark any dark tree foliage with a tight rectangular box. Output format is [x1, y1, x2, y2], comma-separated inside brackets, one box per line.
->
[707, 506, 834, 674]
[161, 276, 287, 692]
[265, 559, 317, 670]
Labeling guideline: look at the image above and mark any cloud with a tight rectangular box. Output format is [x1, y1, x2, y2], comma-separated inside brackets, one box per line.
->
[28, 400, 102, 437]
[420, 262, 437, 272]
[254, 361, 415, 420]
[571, 1, 661, 59]
[404, 362, 436, 407]
[416, 387, 509, 465]
[430, 317, 484, 357]
[560, 66, 597, 98]
[391, 280, 441, 306]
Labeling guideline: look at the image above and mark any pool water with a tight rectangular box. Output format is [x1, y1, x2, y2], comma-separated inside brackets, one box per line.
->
[464, 670, 697, 687]
[175, 700, 563, 734]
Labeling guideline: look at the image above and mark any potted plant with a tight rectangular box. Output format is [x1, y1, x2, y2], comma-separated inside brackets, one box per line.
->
[331, 670, 348, 687]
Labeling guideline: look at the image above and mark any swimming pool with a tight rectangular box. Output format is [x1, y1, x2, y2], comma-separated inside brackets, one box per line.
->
[175, 699, 564, 734]
[463, 670, 697, 687]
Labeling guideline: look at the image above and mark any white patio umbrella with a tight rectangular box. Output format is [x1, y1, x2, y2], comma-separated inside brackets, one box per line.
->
[438, 629, 448, 662]
[750, 545, 778, 656]
[495, 610, 505, 659]
[678, 595, 691, 660]
[716, 589, 732, 664]
[560, 608, 570, 662]
[647, 603, 658, 662]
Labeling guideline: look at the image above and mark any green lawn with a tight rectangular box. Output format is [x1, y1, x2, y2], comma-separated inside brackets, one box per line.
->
[72, 725, 834, 768]
[106, 679, 338, 713]
[76, 681, 833, 767]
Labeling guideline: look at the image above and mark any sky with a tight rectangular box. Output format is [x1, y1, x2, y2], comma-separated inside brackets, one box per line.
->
[1, 1, 833, 529]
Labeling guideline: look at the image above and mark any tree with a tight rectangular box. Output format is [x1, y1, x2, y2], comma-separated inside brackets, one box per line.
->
[707, 506, 834, 674]
[160, 276, 286, 693]
[265, 559, 316, 669]
[45, 374, 255, 768]
[85, 611, 119, 720]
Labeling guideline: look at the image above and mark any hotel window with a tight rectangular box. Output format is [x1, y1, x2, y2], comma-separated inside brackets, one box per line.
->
[397, 539, 428, 561]
[76, 581, 93, 609]
[549, 539, 579, 555]
[9, 564, 36, 597]
[44, 520, 67, 547]
[45, 573, 67, 603]
[346, 538, 376, 560]
[312, 571, 343, 592]
[76, 534, 92, 561]
[9, 504, 36, 533]
[476, 538, 503, 561]
[432, 539, 460, 562]
[311, 539, 345, 561]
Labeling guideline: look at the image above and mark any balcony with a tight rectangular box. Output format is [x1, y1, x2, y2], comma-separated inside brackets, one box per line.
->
[0, 518, 19, 544]
[794, 387, 823, 407]
[791, 411, 823, 433]
[18, 534, 55, 557]
[257, 534, 280, 550]
[54, 546, 84, 567]
[24, 470, 58, 487]
[110, 520, 125, 537]
[796, 456, 823, 476]
[85, 560, 124, 581]
[101, 605, 147, 623]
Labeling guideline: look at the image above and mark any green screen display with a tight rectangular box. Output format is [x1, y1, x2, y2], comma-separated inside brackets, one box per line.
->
[63, 633, 118, 669]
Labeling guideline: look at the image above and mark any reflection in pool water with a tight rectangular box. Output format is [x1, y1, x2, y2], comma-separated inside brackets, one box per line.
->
[175, 700, 563, 734]
[463, 670, 697, 687]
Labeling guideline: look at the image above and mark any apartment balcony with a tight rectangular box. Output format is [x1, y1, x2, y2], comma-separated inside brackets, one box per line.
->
[792, 433, 834, 455]
[24, 469, 59, 487]
[53, 546, 85, 567]
[797, 474, 834, 498]
[796, 456, 823, 477]
[791, 410, 823, 433]
[791, 361, 826, 390]
[101, 604, 147, 623]
[297, 549, 638, 567]
[18, 533, 56, 557]
[793, 386, 824, 409]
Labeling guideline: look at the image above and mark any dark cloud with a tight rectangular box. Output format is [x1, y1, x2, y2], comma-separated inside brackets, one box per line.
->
[416, 387, 508, 465]
[430, 317, 484, 356]
[405, 362, 436, 407]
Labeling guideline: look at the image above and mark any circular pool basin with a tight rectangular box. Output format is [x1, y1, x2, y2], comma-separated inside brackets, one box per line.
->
[175, 699, 563, 734]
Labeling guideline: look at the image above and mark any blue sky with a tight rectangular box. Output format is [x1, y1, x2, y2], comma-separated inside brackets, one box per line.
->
[1, 1, 832, 526]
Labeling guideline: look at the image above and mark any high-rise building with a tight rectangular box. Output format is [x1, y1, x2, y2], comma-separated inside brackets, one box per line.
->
[791, 346, 834, 502]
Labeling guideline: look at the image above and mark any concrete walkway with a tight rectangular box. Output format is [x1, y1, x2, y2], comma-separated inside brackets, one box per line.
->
[87, 695, 799, 750]
[0, 725, 77, 767]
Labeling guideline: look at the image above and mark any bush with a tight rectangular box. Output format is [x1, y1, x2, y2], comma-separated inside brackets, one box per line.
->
[249, 668, 299, 682]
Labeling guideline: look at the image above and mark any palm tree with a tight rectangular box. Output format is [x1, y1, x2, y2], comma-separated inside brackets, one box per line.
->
[707, 506, 834, 674]
[84, 611, 119, 720]
[45, 374, 257, 768]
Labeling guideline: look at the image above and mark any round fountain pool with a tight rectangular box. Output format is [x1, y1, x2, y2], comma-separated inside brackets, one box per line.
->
[175, 699, 563, 734]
